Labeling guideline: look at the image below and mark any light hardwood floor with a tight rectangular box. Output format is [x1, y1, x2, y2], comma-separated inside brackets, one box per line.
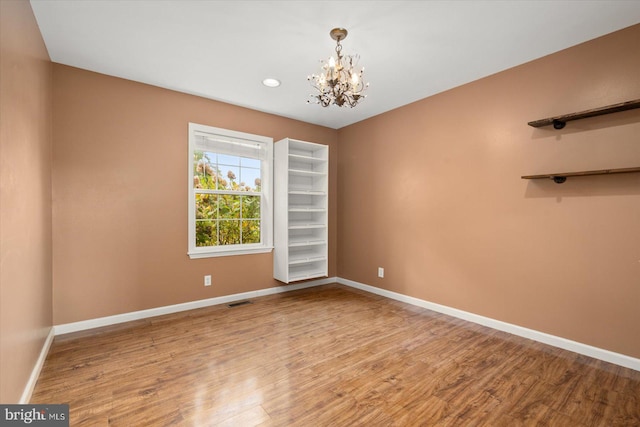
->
[32, 284, 640, 426]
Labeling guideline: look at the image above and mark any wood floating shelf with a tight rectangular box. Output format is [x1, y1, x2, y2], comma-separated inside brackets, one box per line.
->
[527, 99, 640, 129]
[522, 167, 640, 184]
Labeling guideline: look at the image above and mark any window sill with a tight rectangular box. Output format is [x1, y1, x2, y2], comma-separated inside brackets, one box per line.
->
[188, 246, 273, 259]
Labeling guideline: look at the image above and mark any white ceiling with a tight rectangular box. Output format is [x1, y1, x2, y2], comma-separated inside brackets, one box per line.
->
[30, 1, 640, 130]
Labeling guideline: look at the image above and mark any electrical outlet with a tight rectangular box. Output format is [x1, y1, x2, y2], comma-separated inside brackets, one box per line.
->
[378, 267, 384, 278]
[204, 275, 212, 286]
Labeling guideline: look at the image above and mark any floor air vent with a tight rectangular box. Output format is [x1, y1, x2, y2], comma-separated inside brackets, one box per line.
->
[227, 300, 252, 308]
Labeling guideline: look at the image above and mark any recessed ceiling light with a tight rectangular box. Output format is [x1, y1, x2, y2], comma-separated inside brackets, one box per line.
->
[262, 78, 281, 88]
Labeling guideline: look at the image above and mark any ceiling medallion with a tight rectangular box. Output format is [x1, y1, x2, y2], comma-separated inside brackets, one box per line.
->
[307, 28, 369, 108]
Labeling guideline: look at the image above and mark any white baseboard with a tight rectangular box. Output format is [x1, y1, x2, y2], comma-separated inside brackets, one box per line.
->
[20, 326, 55, 404]
[54, 277, 335, 336]
[337, 277, 640, 372]
[49, 275, 639, 372]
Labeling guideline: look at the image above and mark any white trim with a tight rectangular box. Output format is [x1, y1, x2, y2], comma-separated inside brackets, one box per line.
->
[188, 122, 274, 259]
[54, 277, 335, 336]
[20, 327, 55, 403]
[188, 246, 273, 259]
[337, 277, 640, 372]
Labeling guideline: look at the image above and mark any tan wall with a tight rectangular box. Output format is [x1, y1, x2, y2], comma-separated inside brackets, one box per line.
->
[5, 7, 636, 398]
[0, 0, 53, 403]
[337, 24, 640, 358]
[52, 65, 338, 325]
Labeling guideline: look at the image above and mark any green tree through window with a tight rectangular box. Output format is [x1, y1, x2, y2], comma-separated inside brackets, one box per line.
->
[193, 151, 261, 246]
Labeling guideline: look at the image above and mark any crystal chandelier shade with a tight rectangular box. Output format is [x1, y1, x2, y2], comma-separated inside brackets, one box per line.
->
[307, 28, 369, 108]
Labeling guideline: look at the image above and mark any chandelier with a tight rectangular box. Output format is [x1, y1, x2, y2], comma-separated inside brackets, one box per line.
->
[307, 28, 369, 108]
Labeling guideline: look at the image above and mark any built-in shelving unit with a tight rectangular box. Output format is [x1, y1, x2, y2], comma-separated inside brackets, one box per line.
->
[274, 138, 328, 283]
[528, 99, 640, 129]
[524, 99, 640, 183]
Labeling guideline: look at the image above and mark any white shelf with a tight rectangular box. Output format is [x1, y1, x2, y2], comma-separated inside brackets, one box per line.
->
[288, 190, 326, 196]
[289, 255, 326, 265]
[288, 222, 326, 230]
[288, 239, 326, 247]
[289, 206, 326, 212]
[289, 153, 326, 163]
[288, 271, 327, 282]
[288, 169, 326, 176]
[288, 186, 325, 193]
[274, 138, 329, 283]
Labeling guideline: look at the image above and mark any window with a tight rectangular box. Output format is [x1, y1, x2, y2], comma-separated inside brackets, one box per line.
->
[188, 123, 273, 258]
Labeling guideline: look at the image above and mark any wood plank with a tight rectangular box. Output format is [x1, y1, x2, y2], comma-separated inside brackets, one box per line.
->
[30, 284, 640, 425]
[527, 99, 640, 128]
[522, 167, 640, 181]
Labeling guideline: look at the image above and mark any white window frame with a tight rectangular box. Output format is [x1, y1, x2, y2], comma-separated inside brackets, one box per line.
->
[188, 123, 273, 258]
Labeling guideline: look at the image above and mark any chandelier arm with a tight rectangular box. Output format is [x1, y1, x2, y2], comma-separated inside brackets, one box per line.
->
[307, 27, 368, 108]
